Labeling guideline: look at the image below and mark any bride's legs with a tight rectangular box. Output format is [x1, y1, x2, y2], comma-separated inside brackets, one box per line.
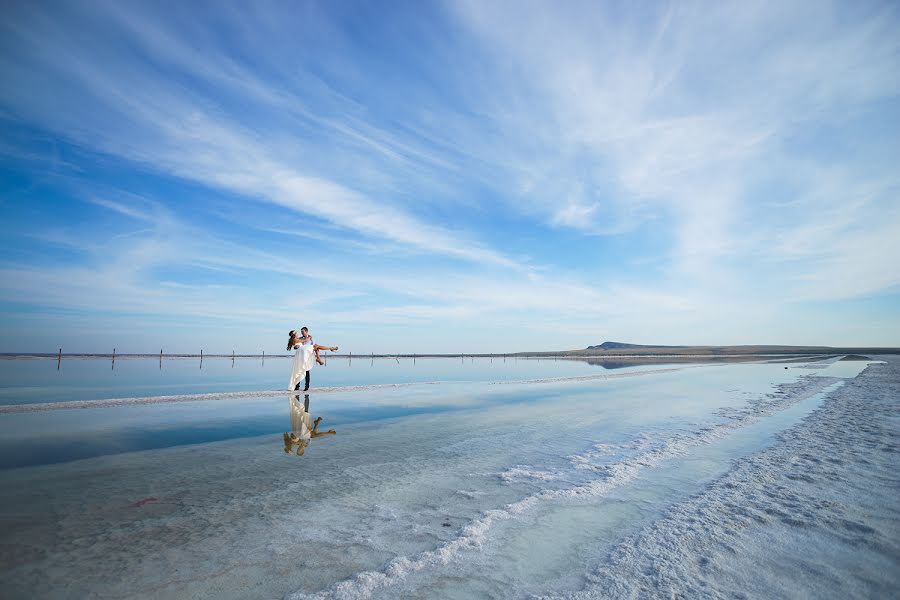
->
[313, 344, 337, 365]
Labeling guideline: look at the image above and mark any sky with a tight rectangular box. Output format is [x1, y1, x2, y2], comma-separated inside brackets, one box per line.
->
[0, 0, 899, 355]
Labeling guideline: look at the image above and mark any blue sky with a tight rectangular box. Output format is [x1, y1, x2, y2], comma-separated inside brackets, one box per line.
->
[1, 0, 898, 354]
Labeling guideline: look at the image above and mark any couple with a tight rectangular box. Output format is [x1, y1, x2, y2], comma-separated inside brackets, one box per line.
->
[287, 327, 338, 391]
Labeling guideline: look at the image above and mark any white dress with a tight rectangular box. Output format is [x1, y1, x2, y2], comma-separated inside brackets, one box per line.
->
[289, 395, 313, 441]
[288, 344, 315, 391]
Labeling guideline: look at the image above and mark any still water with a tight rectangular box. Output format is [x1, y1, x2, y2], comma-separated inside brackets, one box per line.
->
[0, 354, 688, 406]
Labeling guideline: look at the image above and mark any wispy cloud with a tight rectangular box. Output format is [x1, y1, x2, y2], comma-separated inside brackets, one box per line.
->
[0, 1, 522, 271]
[447, 0, 900, 276]
[85, 195, 160, 223]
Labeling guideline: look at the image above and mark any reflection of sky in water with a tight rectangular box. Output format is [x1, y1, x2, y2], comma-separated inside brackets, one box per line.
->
[0, 357, 882, 599]
[0, 355, 753, 405]
[0, 360, 827, 469]
[0, 359, 871, 470]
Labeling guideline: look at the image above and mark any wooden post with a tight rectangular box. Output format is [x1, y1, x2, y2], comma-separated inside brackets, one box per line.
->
[112, 348, 116, 370]
[200, 349, 203, 370]
[349, 351, 352, 366]
[57, 348, 61, 370]
[413, 353, 416, 365]
[160, 348, 163, 370]
[371, 352, 374, 366]
[231, 350, 235, 367]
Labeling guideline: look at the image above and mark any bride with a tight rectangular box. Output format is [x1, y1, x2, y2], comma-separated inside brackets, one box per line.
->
[287, 329, 315, 391]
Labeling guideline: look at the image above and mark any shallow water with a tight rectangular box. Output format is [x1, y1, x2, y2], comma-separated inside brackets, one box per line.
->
[0, 356, 895, 599]
[0, 355, 696, 406]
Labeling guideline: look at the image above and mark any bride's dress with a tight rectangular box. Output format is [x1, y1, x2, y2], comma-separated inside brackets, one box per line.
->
[289, 395, 313, 441]
[289, 345, 315, 390]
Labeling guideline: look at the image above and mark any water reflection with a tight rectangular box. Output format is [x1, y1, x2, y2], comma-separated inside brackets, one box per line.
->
[283, 394, 336, 456]
[581, 356, 763, 369]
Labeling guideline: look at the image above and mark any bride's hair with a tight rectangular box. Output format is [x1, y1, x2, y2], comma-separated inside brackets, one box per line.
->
[287, 330, 298, 351]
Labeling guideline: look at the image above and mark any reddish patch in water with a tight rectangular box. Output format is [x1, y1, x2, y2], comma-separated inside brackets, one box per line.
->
[130, 497, 159, 508]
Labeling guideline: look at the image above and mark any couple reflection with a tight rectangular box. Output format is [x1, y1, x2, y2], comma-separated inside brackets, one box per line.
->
[283, 394, 336, 456]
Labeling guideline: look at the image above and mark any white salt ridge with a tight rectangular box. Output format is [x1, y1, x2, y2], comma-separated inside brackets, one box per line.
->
[793, 355, 845, 369]
[0, 382, 448, 413]
[286, 374, 843, 600]
[547, 360, 899, 599]
[497, 467, 560, 482]
[454, 490, 486, 500]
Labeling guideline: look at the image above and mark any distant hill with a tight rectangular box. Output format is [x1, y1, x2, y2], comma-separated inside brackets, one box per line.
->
[562, 342, 896, 357]
[586, 341, 684, 350]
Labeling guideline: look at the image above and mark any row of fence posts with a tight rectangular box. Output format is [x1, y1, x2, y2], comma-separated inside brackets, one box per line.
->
[55, 349, 281, 369]
[54, 350, 522, 371]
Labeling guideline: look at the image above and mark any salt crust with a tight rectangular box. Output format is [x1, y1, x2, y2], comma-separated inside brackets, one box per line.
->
[286, 372, 844, 599]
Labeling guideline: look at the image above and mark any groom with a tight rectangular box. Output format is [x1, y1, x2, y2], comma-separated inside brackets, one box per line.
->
[295, 368, 310, 391]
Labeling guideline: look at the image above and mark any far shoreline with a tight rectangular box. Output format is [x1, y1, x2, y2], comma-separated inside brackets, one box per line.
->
[2, 345, 897, 361]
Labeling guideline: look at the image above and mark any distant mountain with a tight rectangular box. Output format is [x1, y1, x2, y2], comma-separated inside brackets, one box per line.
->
[571, 342, 896, 357]
[586, 341, 683, 350]
[505, 341, 899, 357]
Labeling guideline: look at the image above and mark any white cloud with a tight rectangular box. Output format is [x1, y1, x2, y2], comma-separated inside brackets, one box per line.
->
[0, 2, 522, 272]
[443, 0, 900, 298]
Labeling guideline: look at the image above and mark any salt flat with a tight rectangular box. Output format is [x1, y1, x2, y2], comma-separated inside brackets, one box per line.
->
[0, 356, 895, 599]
